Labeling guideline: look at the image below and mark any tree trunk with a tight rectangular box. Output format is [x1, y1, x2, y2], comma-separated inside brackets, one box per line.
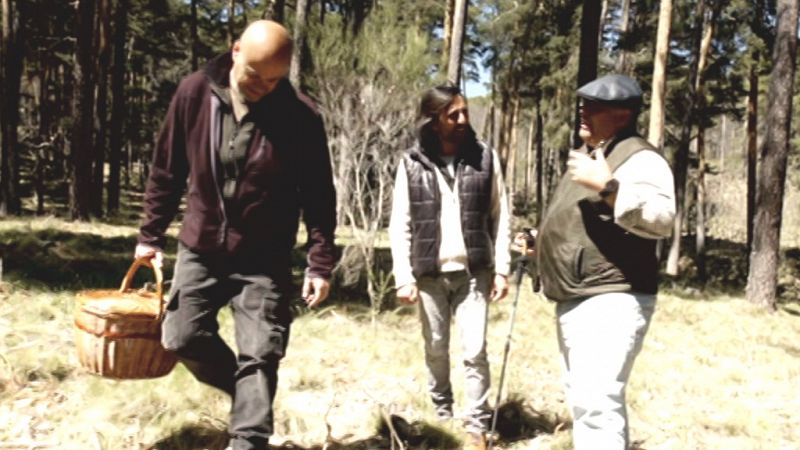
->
[506, 95, 520, 194]
[599, 0, 608, 43]
[0, 0, 23, 215]
[108, 0, 129, 214]
[190, 0, 199, 70]
[1, 1, 4, 215]
[535, 94, 544, 224]
[126, 67, 138, 190]
[481, 102, 493, 143]
[70, 0, 96, 221]
[693, 2, 719, 281]
[262, 0, 285, 22]
[524, 109, 535, 206]
[746, 52, 758, 254]
[228, 0, 236, 47]
[746, 0, 799, 311]
[447, 0, 468, 86]
[349, 0, 370, 36]
[546, 146, 559, 210]
[720, 112, 727, 171]
[696, 125, 707, 278]
[442, 0, 455, 71]
[488, 67, 496, 147]
[665, 0, 706, 276]
[289, 0, 310, 87]
[647, 0, 672, 149]
[124, 142, 131, 188]
[91, 0, 112, 217]
[35, 49, 51, 216]
[497, 89, 510, 163]
[615, 0, 633, 74]
[573, 1, 601, 148]
[53, 62, 72, 183]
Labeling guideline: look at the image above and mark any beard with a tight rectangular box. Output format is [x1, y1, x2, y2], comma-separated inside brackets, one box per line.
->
[442, 126, 469, 146]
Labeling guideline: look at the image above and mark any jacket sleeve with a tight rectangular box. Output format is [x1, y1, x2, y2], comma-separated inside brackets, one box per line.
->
[490, 149, 512, 277]
[613, 150, 676, 239]
[299, 112, 337, 279]
[389, 161, 415, 288]
[138, 86, 190, 251]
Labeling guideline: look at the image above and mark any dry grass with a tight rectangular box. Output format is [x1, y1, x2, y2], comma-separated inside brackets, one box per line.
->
[2, 256, 799, 449]
[1, 205, 800, 450]
[705, 169, 800, 248]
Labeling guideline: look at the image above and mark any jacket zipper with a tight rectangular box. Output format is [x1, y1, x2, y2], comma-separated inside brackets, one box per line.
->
[211, 95, 230, 247]
[218, 119, 243, 246]
[456, 159, 473, 277]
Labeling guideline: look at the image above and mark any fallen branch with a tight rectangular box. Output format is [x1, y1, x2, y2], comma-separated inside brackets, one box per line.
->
[378, 405, 406, 450]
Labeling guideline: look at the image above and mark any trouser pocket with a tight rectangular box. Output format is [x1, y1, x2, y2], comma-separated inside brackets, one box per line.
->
[231, 273, 291, 363]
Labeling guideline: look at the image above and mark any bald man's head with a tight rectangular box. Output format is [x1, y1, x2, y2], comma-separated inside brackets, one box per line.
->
[231, 20, 293, 102]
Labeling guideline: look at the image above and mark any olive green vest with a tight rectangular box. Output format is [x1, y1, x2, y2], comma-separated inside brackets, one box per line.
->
[537, 133, 663, 302]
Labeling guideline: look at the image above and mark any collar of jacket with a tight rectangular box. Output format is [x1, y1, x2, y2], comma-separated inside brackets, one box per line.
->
[202, 52, 293, 111]
[412, 137, 484, 170]
[409, 139, 486, 189]
[586, 127, 640, 157]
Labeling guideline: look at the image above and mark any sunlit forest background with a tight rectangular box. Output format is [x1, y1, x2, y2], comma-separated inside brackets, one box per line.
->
[1, 0, 799, 449]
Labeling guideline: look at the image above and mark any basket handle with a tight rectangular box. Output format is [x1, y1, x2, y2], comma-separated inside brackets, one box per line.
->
[119, 258, 166, 320]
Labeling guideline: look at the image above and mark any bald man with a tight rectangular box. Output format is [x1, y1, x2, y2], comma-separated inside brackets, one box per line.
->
[134, 20, 336, 450]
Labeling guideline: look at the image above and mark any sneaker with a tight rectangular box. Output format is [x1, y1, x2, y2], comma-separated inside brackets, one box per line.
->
[226, 438, 269, 450]
[435, 404, 454, 421]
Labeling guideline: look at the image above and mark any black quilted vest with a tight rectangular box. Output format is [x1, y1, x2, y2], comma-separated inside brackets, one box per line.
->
[537, 133, 663, 302]
[404, 142, 495, 278]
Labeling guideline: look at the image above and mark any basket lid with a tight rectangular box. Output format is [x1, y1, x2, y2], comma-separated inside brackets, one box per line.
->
[75, 258, 166, 320]
[77, 290, 162, 318]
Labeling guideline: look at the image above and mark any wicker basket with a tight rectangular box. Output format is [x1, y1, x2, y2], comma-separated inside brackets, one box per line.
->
[74, 258, 177, 379]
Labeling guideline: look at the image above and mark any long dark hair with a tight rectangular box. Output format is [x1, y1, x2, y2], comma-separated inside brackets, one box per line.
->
[416, 84, 477, 155]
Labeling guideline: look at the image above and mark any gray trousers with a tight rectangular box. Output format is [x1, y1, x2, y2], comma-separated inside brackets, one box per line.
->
[161, 244, 293, 450]
[556, 291, 656, 450]
[417, 270, 492, 432]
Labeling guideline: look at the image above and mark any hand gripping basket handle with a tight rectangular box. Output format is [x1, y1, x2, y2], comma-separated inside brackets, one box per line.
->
[119, 258, 166, 320]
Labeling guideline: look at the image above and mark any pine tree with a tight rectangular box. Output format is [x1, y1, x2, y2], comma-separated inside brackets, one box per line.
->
[746, 0, 799, 310]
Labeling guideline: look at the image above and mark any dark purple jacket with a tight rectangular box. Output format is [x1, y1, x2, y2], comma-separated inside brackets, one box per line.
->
[138, 53, 337, 279]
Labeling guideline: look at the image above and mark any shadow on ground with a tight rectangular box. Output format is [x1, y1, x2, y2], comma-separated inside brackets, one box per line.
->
[145, 402, 566, 450]
[0, 224, 317, 292]
[0, 225, 401, 313]
[489, 398, 567, 446]
[658, 236, 800, 308]
[0, 227, 178, 290]
[145, 424, 229, 450]
[144, 415, 453, 450]
[4, 224, 798, 313]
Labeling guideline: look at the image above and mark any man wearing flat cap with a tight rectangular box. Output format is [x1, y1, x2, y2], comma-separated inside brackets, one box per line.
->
[514, 74, 675, 449]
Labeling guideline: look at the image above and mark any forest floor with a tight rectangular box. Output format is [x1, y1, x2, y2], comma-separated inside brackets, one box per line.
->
[1, 216, 799, 450]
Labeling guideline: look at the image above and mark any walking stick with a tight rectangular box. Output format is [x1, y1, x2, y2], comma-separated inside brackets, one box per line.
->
[487, 241, 529, 450]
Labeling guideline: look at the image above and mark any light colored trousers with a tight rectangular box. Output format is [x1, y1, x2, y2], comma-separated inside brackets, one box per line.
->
[556, 291, 656, 450]
[417, 270, 492, 432]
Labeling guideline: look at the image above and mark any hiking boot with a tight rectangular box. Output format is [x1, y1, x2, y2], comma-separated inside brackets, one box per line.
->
[463, 432, 486, 450]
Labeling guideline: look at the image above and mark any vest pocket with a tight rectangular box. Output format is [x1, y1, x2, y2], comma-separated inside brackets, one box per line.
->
[573, 246, 585, 281]
[579, 246, 627, 285]
[549, 243, 584, 286]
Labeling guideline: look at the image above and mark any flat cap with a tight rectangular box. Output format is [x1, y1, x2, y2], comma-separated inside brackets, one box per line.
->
[577, 74, 643, 106]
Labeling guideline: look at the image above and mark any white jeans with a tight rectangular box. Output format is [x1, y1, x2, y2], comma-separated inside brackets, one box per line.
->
[556, 291, 656, 450]
[417, 270, 492, 432]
